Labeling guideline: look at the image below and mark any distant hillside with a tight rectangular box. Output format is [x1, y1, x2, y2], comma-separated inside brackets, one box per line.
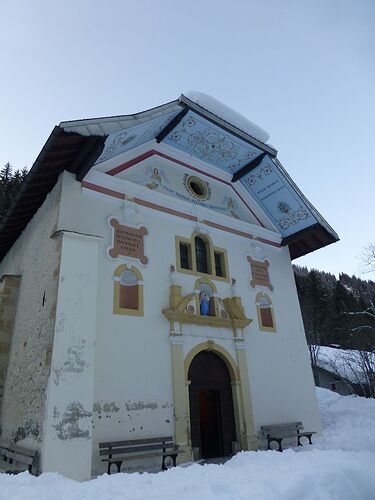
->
[293, 265, 375, 350]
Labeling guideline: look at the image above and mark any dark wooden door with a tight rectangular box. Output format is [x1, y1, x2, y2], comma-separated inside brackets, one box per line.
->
[188, 351, 236, 458]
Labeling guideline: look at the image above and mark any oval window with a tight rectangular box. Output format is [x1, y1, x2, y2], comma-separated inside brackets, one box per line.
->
[186, 176, 209, 200]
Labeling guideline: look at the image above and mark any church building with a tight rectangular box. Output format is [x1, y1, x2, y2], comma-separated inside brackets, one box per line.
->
[0, 92, 338, 480]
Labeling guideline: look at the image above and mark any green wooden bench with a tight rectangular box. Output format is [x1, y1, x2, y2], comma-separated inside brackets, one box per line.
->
[99, 436, 182, 474]
[261, 422, 316, 452]
[0, 440, 38, 474]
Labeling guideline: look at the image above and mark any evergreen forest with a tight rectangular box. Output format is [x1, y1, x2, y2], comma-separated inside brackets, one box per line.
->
[0, 163, 27, 222]
[294, 265, 375, 351]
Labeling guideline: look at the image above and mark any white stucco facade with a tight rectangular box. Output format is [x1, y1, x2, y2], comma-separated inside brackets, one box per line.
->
[0, 99, 330, 481]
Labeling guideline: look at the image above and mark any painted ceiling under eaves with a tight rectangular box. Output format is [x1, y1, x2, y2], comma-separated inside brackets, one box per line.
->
[94, 105, 323, 239]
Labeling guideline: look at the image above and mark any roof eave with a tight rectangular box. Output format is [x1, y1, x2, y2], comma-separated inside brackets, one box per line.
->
[0, 128, 106, 262]
[284, 224, 340, 260]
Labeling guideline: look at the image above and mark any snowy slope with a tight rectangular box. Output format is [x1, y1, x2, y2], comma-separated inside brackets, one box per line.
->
[1, 388, 375, 500]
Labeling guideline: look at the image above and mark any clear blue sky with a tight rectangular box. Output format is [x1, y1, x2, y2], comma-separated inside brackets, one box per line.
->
[1, 0, 374, 277]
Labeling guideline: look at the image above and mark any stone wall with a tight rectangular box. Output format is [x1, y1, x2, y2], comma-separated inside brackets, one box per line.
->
[0, 178, 63, 447]
[0, 276, 21, 405]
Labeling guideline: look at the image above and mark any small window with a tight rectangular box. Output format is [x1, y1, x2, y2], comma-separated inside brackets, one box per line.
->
[175, 234, 229, 282]
[186, 175, 209, 200]
[330, 383, 337, 391]
[195, 237, 209, 274]
[214, 251, 225, 277]
[180, 242, 192, 270]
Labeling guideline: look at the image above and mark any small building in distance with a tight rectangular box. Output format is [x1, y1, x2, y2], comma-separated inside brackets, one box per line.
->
[316, 345, 374, 397]
[0, 92, 338, 480]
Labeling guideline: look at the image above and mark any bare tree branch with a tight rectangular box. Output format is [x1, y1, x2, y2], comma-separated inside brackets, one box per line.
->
[359, 243, 375, 276]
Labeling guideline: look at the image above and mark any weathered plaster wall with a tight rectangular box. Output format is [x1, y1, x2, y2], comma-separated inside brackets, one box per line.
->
[0, 276, 21, 403]
[41, 229, 100, 481]
[0, 178, 63, 447]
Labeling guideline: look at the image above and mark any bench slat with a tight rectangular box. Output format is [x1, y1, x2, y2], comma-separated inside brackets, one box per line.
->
[4, 451, 34, 465]
[102, 449, 180, 463]
[0, 441, 37, 457]
[0, 462, 28, 472]
[262, 429, 300, 435]
[261, 427, 302, 433]
[262, 422, 303, 428]
[99, 436, 173, 449]
[10, 445, 37, 458]
[100, 442, 176, 457]
[261, 423, 303, 431]
[262, 425, 303, 431]
[264, 432, 297, 439]
[261, 425, 303, 434]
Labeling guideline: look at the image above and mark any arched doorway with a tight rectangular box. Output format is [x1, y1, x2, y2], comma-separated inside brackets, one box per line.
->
[188, 350, 236, 459]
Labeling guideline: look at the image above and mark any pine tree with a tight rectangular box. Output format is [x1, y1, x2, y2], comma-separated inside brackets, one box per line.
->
[0, 163, 27, 222]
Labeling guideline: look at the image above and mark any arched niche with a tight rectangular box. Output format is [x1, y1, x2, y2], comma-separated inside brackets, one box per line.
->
[195, 278, 217, 317]
[256, 292, 276, 332]
[113, 264, 144, 316]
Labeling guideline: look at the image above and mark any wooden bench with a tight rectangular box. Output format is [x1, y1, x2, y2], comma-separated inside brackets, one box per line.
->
[99, 436, 182, 474]
[0, 440, 38, 474]
[261, 422, 316, 452]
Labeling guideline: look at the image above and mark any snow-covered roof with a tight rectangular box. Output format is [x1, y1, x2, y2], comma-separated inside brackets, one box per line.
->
[184, 91, 270, 144]
[317, 346, 374, 384]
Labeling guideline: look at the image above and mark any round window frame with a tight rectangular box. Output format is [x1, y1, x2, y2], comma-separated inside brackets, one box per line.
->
[186, 175, 209, 200]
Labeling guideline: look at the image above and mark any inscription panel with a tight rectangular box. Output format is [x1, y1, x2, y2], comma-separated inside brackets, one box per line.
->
[109, 218, 148, 264]
[248, 257, 273, 291]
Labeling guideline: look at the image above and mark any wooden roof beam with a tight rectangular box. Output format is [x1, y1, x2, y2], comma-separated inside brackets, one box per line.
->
[155, 107, 189, 143]
[231, 153, 267, 183]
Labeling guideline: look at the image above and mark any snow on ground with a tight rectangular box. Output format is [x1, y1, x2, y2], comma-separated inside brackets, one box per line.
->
[1, 388, 375, 500]
[315, 387, 375, 452]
